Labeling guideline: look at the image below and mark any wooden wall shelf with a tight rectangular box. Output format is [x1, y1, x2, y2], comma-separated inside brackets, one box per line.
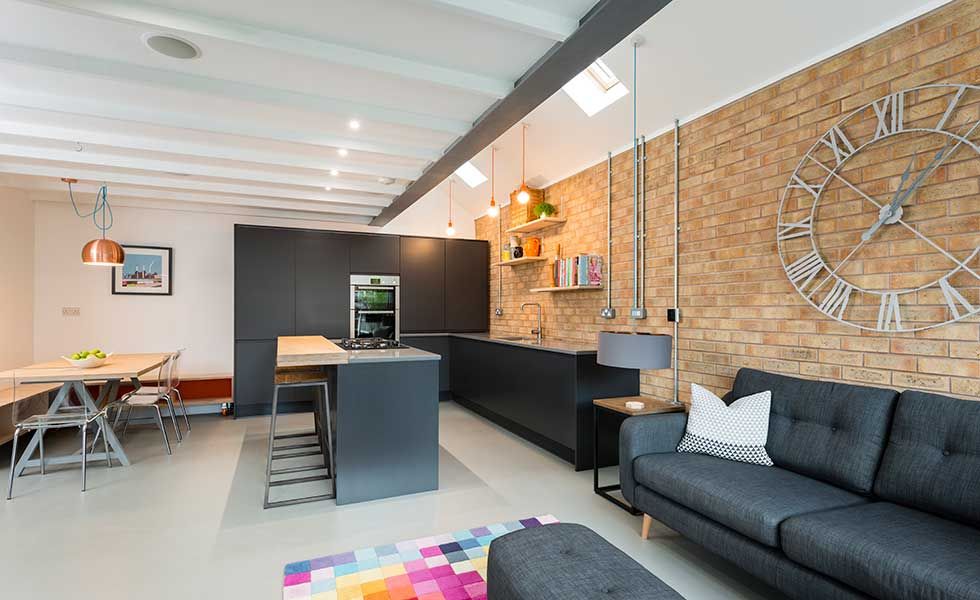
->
[529, 285, 603, 293]
[495, 256, 548, 267]
[505, 217, 566, 235]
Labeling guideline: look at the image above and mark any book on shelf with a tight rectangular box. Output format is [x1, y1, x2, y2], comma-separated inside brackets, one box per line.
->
[551, 254, 602, 288]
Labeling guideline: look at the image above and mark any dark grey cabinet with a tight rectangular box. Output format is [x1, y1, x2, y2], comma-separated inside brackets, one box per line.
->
[401, 335, 451, 399]
[234, 340, 315, 417]
[235, 226, 295, 340]
[295, 231, 350, 338]
[400, 237, 446, 333]
[349, 234, 399, 274]
[445, 239, 489, 332]
[450, 337, 638, 470]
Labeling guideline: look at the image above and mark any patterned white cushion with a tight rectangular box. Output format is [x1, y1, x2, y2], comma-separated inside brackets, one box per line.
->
[677, 383, 774, 466]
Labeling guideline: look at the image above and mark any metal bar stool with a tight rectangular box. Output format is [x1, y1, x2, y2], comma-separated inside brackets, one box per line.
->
[263, 366, 336, 509]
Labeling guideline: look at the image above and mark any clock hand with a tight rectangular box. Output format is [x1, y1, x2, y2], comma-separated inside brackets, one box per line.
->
[811, 157, 980, 282]
[861, 154, 916, 241]
[887, 143, 949, 215]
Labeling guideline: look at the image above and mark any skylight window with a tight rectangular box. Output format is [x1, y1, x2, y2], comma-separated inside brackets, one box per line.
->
[562, 58, 629, 117]
[455, 161, 487, 188]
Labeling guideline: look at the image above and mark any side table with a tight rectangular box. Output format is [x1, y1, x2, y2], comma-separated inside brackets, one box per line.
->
[593, 396, 685, 514]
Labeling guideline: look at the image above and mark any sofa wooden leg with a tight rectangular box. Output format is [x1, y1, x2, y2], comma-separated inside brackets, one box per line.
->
[641, 514, 652, 540]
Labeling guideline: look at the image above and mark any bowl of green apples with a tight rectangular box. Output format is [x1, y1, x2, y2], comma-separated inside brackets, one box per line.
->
[62, 348, 112, 368]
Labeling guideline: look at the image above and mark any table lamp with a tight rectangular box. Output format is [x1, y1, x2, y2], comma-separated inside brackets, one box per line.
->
[597, 331, 677, 407]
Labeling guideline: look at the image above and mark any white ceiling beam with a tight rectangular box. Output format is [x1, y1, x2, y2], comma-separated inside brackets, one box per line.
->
[0, 111, 421, 181]
[0, 161, 391, 208]
[0, 139, 407, 195]
[26, 187, 374, 225]
[23, 0, 512, 98]
[17, 178, 381, 217]
[416, 0, 578, 41]
[0, 42, 470, 141]
[0, 82, 440, 166]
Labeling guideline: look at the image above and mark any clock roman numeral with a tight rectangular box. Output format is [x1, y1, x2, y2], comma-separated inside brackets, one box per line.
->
[818, 279, 853, 319]
[873, 91, 905, 139]
[819, 126, 856, 166]
[876, 292, 904, 332]
[790, 174, 822, 200]
[939, 276, 976, 319]
[936, 85, 966, 131]
[787, 251, 826, 295]
[777, 216, 813, 241]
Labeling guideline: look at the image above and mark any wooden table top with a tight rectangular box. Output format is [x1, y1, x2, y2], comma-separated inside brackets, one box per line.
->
[0, 353, 172, 384]
[593, 395, 686, 416]
[0, 382, 62, 409]
[277, 336, 349, 367]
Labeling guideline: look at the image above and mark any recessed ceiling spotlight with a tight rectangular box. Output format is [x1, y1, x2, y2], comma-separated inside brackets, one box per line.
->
[337, 148, 349, 157]
[377, 177, 395, 185]
[143, 33, 201, 60]
[329, 169, 340, 176]
[348, 119, 361, 130]
[324, 186, 332, 191]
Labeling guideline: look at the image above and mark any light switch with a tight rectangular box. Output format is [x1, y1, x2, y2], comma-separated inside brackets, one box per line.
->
[62, 307, 81, 317]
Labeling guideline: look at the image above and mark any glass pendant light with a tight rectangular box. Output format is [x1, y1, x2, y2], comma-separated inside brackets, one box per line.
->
[63, 178, 125, 267]
[516, 124, 531, 204]
[446, 179, 456, 236]
[487, 147, 499, 218]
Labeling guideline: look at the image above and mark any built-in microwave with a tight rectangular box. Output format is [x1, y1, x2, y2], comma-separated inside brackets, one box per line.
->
[350, 274, 400, 339]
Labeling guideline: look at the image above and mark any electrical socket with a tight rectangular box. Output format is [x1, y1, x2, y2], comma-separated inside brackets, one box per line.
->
[62, 307, 81, 317]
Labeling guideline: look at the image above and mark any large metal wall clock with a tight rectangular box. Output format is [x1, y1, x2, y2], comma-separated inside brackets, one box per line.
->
[778, 83, 980, 332]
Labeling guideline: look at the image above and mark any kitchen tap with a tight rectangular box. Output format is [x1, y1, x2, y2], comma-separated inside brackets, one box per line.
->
[521, 302, 542, 344]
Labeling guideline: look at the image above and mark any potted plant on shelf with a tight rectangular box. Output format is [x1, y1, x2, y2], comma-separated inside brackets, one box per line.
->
[533, 201, 557, 220]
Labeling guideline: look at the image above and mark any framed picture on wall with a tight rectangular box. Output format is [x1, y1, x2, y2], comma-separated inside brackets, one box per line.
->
[112, 245, 173, 295]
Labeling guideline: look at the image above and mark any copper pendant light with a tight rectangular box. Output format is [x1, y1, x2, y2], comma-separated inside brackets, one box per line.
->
[487, 146, 499, 218]
[516, 124, 531, 204]
[63, 178, 126, 267]
[445, 179, 456, 237]
[81, 238, 125, 267]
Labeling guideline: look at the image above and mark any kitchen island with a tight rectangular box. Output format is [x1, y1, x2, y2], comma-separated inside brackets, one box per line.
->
[275, 336, 440, 505]
[447, 334, 638, 470]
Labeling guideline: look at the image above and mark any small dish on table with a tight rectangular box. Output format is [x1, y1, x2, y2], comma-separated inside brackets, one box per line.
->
[61, 352, 113, 369]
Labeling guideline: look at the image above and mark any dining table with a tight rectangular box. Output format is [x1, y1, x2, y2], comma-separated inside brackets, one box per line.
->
[1, 352, 172, 478]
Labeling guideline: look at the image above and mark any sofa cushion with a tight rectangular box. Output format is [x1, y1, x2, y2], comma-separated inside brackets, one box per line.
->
[782, 502, 980, 600]
[874, 390, 980, 527]
[633, 452, 867, 547]
[732, 368, 897, 494]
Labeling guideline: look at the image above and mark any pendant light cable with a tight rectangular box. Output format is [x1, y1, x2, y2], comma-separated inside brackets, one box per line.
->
[66, 180, 114, 236]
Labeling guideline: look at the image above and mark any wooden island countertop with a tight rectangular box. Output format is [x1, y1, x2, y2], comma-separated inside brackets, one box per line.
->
[276, 336, 349, 367]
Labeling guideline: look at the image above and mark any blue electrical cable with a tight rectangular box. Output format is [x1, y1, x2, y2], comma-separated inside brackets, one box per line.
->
[67, 181, 114, 234]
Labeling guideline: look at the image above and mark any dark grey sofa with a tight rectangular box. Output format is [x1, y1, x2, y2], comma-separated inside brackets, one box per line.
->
[621, 368, 980, 600]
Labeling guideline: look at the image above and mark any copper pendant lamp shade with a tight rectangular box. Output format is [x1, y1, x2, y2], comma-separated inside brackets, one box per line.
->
[81, 238, 125, 267]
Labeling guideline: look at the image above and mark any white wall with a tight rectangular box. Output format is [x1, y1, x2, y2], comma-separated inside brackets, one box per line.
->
[0, 187, 34, 371]
[32, 195, 475, 376]
[381, 189, 477, 239]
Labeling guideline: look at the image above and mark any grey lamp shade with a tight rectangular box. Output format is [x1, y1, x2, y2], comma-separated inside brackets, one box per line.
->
[597, 332, 672, 370]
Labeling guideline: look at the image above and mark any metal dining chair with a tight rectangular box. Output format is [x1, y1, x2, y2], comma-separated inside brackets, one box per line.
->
[7, 399, 111, 499]
[108, 352, 182, 454]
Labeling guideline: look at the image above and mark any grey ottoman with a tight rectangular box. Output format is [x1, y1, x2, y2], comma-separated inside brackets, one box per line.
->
[487, 523, 684, 599]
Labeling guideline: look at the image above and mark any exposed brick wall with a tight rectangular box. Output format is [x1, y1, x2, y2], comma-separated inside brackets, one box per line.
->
[476, 0, 980, 403]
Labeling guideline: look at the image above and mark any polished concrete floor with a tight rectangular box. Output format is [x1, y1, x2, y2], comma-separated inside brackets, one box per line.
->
[0, 402, 783, 600]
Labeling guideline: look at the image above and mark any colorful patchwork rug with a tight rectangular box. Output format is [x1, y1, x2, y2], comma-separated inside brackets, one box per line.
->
[283, 515, 558, 600]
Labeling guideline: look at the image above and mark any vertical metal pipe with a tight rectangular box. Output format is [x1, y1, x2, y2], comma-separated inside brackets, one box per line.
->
[629, 38, 646, 320]
[600, 153, 615, 319]
[673, 119, 681, 404]
[632, 134, 639, 313]
[640, 135, 646, 309]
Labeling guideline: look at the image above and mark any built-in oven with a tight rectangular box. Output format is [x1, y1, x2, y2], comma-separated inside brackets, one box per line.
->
[350, 274, 400, 340]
